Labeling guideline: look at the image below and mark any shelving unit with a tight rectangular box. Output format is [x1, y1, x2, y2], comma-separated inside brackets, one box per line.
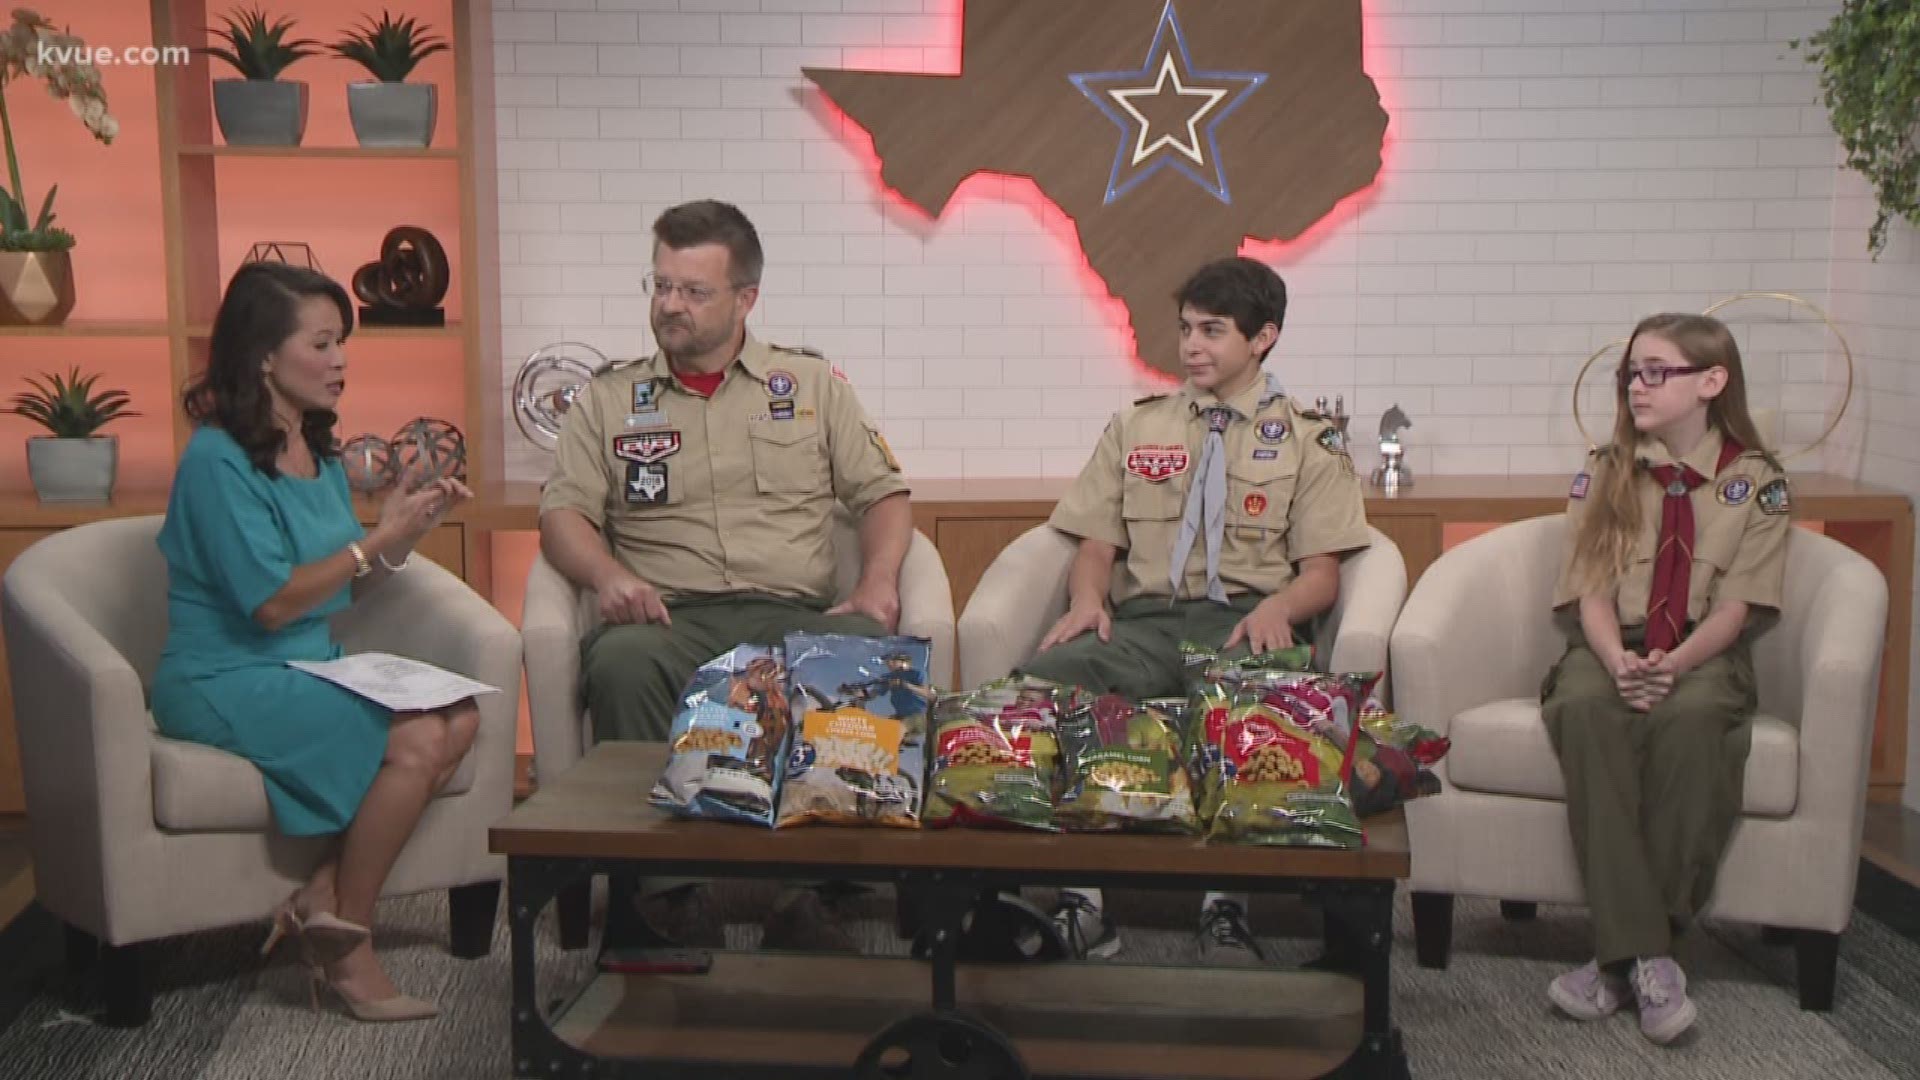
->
[0, 0, 500, 813]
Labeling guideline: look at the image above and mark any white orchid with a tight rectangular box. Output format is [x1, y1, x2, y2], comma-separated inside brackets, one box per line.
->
[0, 8, 116, 251]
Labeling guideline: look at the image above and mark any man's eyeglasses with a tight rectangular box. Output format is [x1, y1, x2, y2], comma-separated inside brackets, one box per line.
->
[642, 272, 742, 305]
[1618, 364, 1709, 389]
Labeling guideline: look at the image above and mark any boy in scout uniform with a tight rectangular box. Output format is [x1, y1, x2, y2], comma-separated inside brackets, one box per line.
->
[539, 200, 913, 950]
[1022, 257, 1371, 965]
[1542, 313, 1789, 1044]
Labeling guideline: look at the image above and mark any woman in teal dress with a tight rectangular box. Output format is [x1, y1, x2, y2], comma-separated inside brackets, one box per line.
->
[151, 262, 474, 1022]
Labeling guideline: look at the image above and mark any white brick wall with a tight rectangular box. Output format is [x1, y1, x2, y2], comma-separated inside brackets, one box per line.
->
[492, 0, 1870, 486]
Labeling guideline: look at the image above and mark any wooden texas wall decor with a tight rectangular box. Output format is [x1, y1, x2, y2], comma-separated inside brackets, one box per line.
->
[805, 0, 1389, 379]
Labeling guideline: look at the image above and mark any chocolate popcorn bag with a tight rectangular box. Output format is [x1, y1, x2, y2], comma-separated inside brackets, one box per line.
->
[650, 645, 791, 827]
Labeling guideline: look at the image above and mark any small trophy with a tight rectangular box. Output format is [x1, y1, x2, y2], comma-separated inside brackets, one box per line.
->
[1370, 403, 1414, 493]
[1314, 395, 1352, 441]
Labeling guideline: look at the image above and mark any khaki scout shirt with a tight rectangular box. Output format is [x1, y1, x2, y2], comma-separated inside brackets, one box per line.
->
[1554, 427, 1790, 627]
[1049, 377, 1371, 605]
[539, 335, 909, 602]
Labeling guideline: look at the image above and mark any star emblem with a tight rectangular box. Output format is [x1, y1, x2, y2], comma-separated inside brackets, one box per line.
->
[1069, 1, 1266, 205]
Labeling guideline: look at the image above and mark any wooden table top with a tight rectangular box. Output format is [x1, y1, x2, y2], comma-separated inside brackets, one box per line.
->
[490, 741, 1411, 881]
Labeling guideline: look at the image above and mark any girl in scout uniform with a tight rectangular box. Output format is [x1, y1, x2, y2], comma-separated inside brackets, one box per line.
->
[1544, 312, 1790, 1044]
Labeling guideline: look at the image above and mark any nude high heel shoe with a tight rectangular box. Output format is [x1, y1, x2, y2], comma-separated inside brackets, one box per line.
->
[260, 892, 303, 958]
[308, 973, 440, 1022]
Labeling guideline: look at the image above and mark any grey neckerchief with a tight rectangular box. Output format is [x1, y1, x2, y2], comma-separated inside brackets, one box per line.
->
[1169, 370, 1286, 603]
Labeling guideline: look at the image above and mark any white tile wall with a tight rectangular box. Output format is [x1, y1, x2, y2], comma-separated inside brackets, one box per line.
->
[492, 0, 1861, 486]
[1822, 173, 1920, 809]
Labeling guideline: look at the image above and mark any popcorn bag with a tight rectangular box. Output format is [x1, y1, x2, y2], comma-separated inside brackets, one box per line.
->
[650, 646, 790, 827]
[1054, 693, 1199, 834]
[923, 677, 1069, 831]
[1201, 670, 1380, 848]
[776, 633, 935, 829]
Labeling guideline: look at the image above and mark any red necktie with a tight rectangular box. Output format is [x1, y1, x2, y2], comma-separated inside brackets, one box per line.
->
[1643, 438, 1743, 652]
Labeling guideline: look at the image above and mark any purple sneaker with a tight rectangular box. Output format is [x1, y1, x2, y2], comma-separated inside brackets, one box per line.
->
[1547, 960, 1629, 1020]
[1631, 957, 1697, 1044]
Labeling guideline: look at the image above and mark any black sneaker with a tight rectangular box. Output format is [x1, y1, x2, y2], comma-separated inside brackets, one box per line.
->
[1049, 892, 1121, 960]
[1197, 899, 1265, 968]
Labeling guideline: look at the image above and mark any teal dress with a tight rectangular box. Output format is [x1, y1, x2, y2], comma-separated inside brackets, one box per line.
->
[150, 426, 389, 836]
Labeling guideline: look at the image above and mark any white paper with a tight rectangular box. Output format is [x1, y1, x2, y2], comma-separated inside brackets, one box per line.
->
[288, 652, 500, 712]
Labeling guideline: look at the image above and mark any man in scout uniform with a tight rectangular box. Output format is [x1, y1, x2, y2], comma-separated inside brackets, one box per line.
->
[1023, 256, 1372, 965]
[539, 199, 913, 949]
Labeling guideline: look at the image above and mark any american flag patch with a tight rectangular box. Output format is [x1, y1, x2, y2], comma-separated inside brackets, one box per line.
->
[1569, 472, 1590, 500]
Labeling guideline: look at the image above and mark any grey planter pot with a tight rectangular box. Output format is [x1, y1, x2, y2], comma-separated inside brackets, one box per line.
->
[27, 435, 117, 504]
[213, 79, 308, 147]
[347, 82, 436, 148]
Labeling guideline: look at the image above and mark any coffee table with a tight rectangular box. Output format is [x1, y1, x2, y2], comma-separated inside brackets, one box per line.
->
[492, 742, 1413, 1079]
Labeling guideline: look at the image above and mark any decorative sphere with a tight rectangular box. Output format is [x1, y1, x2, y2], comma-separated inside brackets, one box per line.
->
[389, 417, 468, 484]
[340, 433, 397, 494]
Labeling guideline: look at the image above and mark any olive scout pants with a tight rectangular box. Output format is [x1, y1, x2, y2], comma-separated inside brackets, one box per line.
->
[1541, 630, 1756, 967]
[580, 592, 884, 743]
[1019, 594, 1315, 696]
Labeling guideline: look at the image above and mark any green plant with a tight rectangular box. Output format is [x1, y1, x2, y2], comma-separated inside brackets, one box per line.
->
[201, 6, 318, 81]
[1794, 0, 1920, 256]
[0, 10, 117, 253]
[330, 11, 448, 83]
[9, 368, 137, 438]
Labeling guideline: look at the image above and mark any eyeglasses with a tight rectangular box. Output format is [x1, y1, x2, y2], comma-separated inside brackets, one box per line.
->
[1618, 364, 1709, 389]
[642, 271, 741, 305]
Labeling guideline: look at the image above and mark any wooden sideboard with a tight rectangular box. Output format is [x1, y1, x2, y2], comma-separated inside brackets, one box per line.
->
[1, 473, 1911, 809]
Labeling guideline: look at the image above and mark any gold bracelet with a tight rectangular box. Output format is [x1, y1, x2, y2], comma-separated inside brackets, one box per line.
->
[346, 540, 373, 579]
[377, 550, 411, 573]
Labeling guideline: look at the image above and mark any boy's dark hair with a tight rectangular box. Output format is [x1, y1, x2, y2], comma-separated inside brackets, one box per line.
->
[652, 199, 764, 286]
[1174, 257, 1288, 358]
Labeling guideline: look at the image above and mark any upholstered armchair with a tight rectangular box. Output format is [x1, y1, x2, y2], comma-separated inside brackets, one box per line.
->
[1393, 514, 1888, 1009]
[1, 516, 522, 1025]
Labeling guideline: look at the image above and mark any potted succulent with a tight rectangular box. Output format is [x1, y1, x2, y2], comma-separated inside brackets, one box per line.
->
[10, 368, 137, 503]
[201, 6, 318, 147]
[332, 11, 448, 148]
[1795, 1, 1920, 256]
[0, 10, 118, 326]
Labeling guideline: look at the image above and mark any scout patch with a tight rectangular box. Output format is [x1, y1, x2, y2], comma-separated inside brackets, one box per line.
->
[1316, 427, 1347, 455]
[771, 399, 796, 421]
[1569, 472, 1590, 500]
[1257, 419, 1289, 445]
[613, 431, 681, 464]
[766, 370, 797, 397]
[1717, 475, 1753, 506]
[1757, 478, 1790, 516]
[1126, 445, 1190, 482]
[632, 381, 658, 414]
[1253, 448, 1279, 461]
[870, 428, 901, 472]
[1243, 492, 1269, 517]
[626, 463, 669, 504]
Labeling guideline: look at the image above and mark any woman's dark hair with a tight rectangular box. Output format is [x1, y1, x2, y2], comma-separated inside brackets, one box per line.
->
[183, 262, 353, 476]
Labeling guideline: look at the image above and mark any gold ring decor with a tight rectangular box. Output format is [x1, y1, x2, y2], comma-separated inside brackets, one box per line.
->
[1571, 292, 1854, 461]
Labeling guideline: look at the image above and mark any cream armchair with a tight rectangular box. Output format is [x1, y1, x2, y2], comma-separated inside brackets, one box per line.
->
[1, 516, 522, 1026]
[521, 510, 955, 946]
[1393, 514, 1887, 1010]
[958, 524, 1408, 686]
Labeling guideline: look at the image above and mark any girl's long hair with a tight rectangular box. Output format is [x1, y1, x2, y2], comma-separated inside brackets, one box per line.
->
[1566, 313, 1775, 594]
[182, 262, 352, 477]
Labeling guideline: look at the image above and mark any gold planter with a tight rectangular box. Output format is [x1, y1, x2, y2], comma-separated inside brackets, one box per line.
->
[0, 250, 77, 326]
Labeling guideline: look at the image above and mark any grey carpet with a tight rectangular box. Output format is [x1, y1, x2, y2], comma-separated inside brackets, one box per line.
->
[1, 883, 1917, 1080]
